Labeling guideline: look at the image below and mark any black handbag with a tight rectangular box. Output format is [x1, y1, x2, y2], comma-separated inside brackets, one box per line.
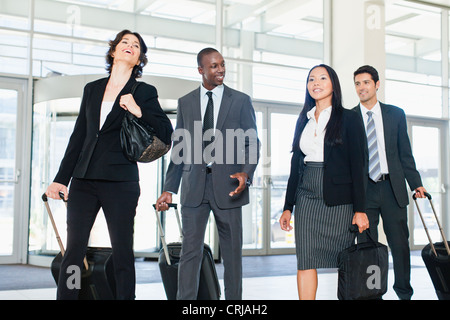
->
[337, 226, 388, 300]
[120, 82, 171, 163]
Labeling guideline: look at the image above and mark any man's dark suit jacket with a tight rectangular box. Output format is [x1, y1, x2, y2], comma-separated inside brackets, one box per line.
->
[353, 102, 423, 208]
[283, 108, 367, 214]
[54, 76, 173, 186]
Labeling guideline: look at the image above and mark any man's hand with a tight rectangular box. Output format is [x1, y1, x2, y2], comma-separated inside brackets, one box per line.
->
[229, 172, 249, 197]
[156, 191, 173, 211]
[352, 211, 370, 233]
[414, 186, 427, 199]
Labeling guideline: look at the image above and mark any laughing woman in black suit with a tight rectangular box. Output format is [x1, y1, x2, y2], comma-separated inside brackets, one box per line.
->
[279, 64, 369, 300]
[45, 30, 173, 300]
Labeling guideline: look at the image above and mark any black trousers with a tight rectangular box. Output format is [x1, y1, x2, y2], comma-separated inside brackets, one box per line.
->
[365, 179, 413, 300]
[56, 178, 140, 300]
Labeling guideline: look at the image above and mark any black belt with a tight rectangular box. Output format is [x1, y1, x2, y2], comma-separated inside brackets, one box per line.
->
[206, 166, 212, 174]
[371, 174, 389, 183]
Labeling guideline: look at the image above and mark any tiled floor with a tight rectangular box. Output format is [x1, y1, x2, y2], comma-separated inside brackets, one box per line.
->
[0, 252, 440, 300]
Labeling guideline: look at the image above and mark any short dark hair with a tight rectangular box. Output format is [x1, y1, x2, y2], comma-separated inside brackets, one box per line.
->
[105, 29, 148, 78]
[197, 47, 220, 67]
[353, 65, 379, 83]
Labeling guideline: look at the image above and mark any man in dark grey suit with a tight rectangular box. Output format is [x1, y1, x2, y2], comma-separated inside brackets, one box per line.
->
[353, 65, 427, 300]
[156, 48, 260, 300]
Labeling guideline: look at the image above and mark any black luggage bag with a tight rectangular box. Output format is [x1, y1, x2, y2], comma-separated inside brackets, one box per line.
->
[50, 247, 116, 300]
[42, 193, 116, 300]
[337, 226, 388, 300]
[153, 203, 221, 300]
[413, 192, 450, 300]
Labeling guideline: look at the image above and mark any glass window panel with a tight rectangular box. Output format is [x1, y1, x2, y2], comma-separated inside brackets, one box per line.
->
[385, 79, 442, 118]
[0, 10, 30, 30]
[253, 65, 309, 103]
[270, 112, 298, 249]
[144, 0, 215, 24]
[386, 0, 441, 65]
[411, 126, 441, 246]
[385, 0, 443, 118]
[0, 89, 18, 256]
[243, 112, 264, 250]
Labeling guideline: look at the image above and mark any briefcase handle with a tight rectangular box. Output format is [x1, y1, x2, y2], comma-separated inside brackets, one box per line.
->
[349, 224, 378, 245]
[412, 192, 450, 256]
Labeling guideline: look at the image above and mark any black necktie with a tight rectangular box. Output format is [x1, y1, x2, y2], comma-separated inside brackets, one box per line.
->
[203, 91, 214, 163]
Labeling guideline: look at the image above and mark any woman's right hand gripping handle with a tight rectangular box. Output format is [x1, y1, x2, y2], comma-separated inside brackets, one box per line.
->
[280, 210, 293, 232]
[45, 182, 68, 201]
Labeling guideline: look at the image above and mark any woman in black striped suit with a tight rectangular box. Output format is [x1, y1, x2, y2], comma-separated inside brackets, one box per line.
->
[280, 64, 369, 300]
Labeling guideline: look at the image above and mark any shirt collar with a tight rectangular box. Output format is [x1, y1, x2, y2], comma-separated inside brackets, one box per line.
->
[201, 84, 224, 97]
[360, 101, 381, 116]
[307, 105, 332, 120]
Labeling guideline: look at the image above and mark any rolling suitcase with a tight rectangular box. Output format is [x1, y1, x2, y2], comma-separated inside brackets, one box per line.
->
[413, 192, 450, 300]
[42, 193, 116, 300]
[153, 203, 221, 300]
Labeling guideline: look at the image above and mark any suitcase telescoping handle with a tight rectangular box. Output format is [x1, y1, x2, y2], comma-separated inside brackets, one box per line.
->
[413, 192, 450, 256]
[42, 192, 89, 270]
[152, 203, 183, 266]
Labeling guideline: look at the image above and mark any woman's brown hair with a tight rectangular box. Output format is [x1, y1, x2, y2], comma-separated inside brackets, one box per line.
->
[105, 29, 148, 78]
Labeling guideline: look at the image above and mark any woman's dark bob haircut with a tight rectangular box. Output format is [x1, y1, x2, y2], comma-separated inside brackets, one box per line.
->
[105, 29, 148, 78]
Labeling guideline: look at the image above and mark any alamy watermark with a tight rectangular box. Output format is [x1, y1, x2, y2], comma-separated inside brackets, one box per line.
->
[169, 122, 264, 166]
[366, 265, 382, 290]
[66, 265, 81, 290]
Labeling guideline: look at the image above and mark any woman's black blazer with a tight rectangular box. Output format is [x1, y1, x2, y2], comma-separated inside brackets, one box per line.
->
[54, 76, 173, 186]
[283, 109, 367, 214]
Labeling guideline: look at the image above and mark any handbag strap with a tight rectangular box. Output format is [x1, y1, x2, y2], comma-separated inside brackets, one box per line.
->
[130, 81, 141, 96]
[124, 82, 141, 119]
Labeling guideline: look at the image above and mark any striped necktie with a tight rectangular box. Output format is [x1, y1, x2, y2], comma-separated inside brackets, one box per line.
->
[367, 111, 381, 182]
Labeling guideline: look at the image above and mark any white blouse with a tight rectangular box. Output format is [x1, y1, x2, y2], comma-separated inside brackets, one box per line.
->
[100, 101, 114, 129]
[300, 106, 332, 163]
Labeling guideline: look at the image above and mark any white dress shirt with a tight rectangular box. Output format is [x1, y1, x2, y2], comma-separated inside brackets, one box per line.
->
[359, 101, 389, 174]
[200, 84, 224, 133]
[300, 106, 332, 162]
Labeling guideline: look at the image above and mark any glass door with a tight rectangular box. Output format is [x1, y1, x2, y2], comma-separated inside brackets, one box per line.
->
[0, 77, 28, 264]
[243, 102, 299, 255]
[268, 111, 299, 252]
[407, 119, 447, 250]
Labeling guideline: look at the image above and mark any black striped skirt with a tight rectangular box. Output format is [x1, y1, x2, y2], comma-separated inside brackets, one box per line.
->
[294, 162, 355, 270]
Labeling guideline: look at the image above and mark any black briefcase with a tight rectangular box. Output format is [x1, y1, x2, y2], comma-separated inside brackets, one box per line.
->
[153, 204, 221, 300]
[337, 226, 388, 300]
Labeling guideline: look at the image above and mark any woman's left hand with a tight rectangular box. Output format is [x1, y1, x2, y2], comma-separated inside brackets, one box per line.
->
[352, 211, 369, 233]
[120, 94, 142, 118]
